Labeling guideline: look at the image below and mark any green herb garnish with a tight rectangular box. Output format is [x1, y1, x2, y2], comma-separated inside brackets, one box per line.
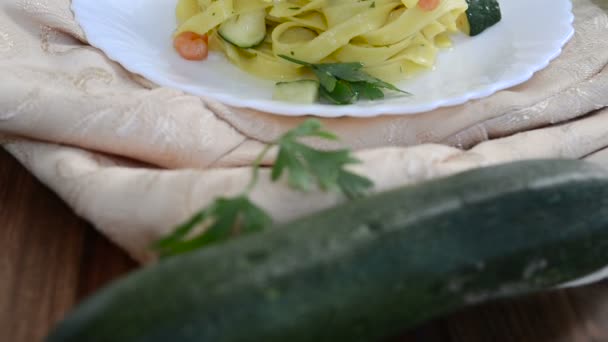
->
[153, 119, 373, 257]
[279, 55, 411, 105]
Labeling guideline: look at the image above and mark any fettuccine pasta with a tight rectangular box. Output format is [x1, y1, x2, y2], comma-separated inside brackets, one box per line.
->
[174, 0, 468, 82]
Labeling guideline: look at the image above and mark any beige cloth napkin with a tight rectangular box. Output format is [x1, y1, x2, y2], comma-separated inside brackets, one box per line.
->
[1, 0, 608, 267]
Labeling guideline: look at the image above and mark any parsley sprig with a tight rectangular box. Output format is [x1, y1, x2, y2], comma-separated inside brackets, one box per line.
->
[153, 119, 373, 257]
[279, 55, 411, 105]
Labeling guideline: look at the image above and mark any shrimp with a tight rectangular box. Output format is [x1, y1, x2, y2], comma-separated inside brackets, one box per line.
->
[174, 32, 209, 61]
[418, 0, 440, 11]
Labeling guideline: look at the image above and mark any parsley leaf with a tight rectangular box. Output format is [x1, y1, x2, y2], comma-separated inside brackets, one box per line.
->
[272, 119, 372, 197]
[350, 81, 385, 100]
[337, 167, 375, 199]
[315, 62, 408, 94]
[320, 80, 358, 104]
[279, 55, 411, 105]
[153, 196, 271, 257]
[153, 119, 373, 257]
[314, 69, 338, 92]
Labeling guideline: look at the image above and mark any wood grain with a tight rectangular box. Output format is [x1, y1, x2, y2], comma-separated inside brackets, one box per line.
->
[1, 147, 608, 342]
[0, 149, 136, 342]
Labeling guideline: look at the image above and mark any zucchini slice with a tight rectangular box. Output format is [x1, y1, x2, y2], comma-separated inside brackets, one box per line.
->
[273, 80, 320, 104]
[458, 0, 502, 36]
[48, 159, 608, 342]
[218, 10, 267, 48]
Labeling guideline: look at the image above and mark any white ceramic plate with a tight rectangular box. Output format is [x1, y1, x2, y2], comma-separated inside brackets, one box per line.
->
[72, 0, 574, 117]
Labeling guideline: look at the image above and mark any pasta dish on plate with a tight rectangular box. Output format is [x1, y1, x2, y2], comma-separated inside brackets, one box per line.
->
[172, 0, 501, 104]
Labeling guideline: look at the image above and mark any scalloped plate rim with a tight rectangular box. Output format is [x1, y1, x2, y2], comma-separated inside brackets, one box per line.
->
[71, 0, 575, 118]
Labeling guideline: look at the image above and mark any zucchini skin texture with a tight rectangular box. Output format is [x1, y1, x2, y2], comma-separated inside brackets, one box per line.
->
[465, 0, 502, 36]
[48, 159, 608, 342]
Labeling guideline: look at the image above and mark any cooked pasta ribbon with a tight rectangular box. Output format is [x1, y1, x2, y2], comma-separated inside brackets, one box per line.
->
[175, 0, 468, 82]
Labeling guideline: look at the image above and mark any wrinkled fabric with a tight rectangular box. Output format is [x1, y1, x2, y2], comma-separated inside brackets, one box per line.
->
[1, 0, 608, 271]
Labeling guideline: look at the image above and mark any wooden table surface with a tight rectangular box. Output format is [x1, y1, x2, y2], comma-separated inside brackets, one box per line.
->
[2, 148, 608, 342]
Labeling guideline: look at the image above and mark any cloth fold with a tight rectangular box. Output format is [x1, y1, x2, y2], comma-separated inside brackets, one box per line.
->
[1, 0, 608, 267]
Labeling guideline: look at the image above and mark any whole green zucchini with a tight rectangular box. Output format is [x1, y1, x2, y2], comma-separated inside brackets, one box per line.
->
[48, 159, 608, 342]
